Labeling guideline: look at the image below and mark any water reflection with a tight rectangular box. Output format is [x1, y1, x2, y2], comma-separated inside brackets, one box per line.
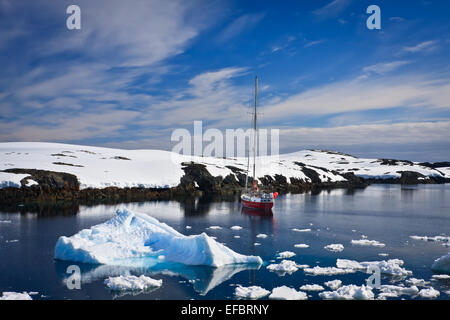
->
[54, 260, 261, 296]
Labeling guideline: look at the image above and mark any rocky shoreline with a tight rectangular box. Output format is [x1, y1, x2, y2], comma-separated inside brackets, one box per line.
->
[1, 161, 449, 210]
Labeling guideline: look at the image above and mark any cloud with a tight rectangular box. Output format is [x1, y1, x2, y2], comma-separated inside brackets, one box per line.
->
[403, 40, 438, 53]
[304, 40, 326, 48]
[313, 0, 352, 19]
[362, 60, 411, 75]
[216, 13, 265, 43]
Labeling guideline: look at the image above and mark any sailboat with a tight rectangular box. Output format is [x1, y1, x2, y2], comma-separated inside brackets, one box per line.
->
[240, 76, 278, 211]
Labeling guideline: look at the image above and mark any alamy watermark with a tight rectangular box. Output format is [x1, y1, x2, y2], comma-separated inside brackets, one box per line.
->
[66, 264, 81, 290]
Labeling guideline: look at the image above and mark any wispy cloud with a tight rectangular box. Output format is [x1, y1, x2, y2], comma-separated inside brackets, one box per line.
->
[304, 40, 326, 48]
[403, 40, 438, 53]
[216, 12, 265, 43]
[313, 0, 352, 19]
[362, 60, 411, 75]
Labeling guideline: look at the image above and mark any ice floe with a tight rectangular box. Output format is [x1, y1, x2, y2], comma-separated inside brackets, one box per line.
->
[319, 285, 374, 300]
[336, 259, 412, 277]
[351, 239, 385, 247]
[256, 234, 268, 239]
[377, 285, 419, 299]
[324, 280, 342, 290]
[292, 228, 311, 232]
[104, 275, 162, 291]
[269, 286, 307, 300]
[405, 278, 429, 287]
[304, 266, 356, 276]
[431, 274, 450, 280]
[418, 287, 440, 298]
[54, 208, 262, 267]
[431, 252, 450, 274]
[0, 292, 33, 300]
[207, 226, 222, 230]
[230, 226, 242, 230]
[299, 284, 324, 291]
[324, 244, 344, 252]
[266, 260, 300, 275]
[277, 251, 296, 259]
[294, 244, 309, 248]
[234, 285, 270, 299]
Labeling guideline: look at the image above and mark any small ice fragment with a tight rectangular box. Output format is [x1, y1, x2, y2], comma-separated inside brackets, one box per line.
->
[324, 244, 344, 252]
[234, 285, 270, 299]
[431, 274, 450, 280]
[351, 239, 385, 247]
[185, 226, 192, 229]
[256, 234, 268, 239]
[231, 226, 243, 230]
[319, 285, 374, 300]
[0, 292, 33, 300]
[207, 226, 222, 230]
[418, 287, 440, 298]
[294, 244, 309, 248]
[104, 275, 162, 291]
[269, 286, 307, 300]
[431, 252, 450, 274]
[292, 228, 311, 232]
[324, 280, 342, 290]
[299, 284, 324, 291]
[277, 251, 296, 259]
[267, 260, 299, 275]
[304, 266, 355, 276]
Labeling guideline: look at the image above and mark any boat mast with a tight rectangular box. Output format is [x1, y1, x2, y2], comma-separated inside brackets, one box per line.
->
[253, 76, 258, 182]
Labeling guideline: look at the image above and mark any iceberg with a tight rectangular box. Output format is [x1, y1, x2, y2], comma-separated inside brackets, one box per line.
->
[431, 252, 450, 274]
[54, 208, 262, 267]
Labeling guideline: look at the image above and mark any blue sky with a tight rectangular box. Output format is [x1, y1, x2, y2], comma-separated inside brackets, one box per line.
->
[1, 0, 450, 161]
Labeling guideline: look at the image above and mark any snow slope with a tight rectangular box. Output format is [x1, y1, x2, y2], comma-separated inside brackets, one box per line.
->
[0, 142, 447, 189]
[54, 208, 262, 267]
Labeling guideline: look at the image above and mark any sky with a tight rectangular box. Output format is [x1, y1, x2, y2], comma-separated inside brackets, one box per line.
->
[0, 0, 449, 161]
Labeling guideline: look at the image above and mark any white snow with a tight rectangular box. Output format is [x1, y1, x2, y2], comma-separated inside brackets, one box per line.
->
[299, 284, 324, 291]
[351, 239, 385, 247]
[324, 244, 344, 252]
[0, 172, 30, 188]
[418, 287, 440, 298]
[431, 252, 450, 274]
[324, 280, 342, 290]
[277, 251, 296, 259]
[0, 292, 33, 300]
[336, 259, 411, 277]
[266, 260, 299, 275]
[294, 244, 309, 248]
[104, 275, 162, 291]
[319, 285, 374, 300]
[269, 286, 307, 300]
[234, 285, 270, 299]
[1, 142, 445, 190]
[54, 208, 262, 267]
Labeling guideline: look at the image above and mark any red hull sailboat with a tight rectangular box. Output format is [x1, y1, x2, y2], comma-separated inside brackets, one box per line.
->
[240, 76, 278, 211]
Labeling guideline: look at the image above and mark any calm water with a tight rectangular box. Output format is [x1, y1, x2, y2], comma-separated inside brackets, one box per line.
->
[0, 184, 449, 300]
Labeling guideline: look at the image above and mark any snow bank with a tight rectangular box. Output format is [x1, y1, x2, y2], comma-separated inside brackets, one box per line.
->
[269, 286, 307, 300]
[324, 244, 344, 252]
[104, 275, 162, 291]
[431, 252, 450, 274]
[234, 286, 270, 299]
[319, 285, 374, 300]
[0, 172, 30, 188]
[54, 208, 262, 267]
[0, 292, 33, 300]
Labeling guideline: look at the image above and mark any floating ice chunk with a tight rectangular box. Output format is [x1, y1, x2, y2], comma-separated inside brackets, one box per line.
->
[299, 284, 324, 291]
[231, 226, 242, 230]
[319, 285, 374, 300]
[207, 226, 222, 230]
[294, 244, 309, 248]
[256, 234, 268, 239]
[104, 275, 162, 291]
[54, 209, 262, 267]
[292, 228, 311, 232]
[0, 220, 12, 223]
[432, 274, 450, 280]
[267, 260, 299, 275]
[378, 253, 389, 257]
[405, 278, 429, 287]
[304, 266, 355, 276]
[185, 226, 192, 229]
[234, 285, 270, 299]
[336, 259, 411, 277]
[378, 285, 419, 299]
[324, 244, 344, 252]
[418, 287, 440, 298]
[234, 236, 240, 239]
[254, 242, 261, 246]
[269, 286, 307, 300]
[0, 292, 32, 300]
[324, 280, 342, 290]
[410, 235, 450, 243]
[351, 239, 385, 247]
[431, 252, 450, 274]
[277, 251, 296, 259]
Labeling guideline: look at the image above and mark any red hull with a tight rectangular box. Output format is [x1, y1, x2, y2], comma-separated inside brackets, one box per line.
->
[241, 198, 273, 211]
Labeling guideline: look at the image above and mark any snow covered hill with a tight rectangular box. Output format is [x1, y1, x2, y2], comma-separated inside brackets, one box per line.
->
[0, 142, 448, 191]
